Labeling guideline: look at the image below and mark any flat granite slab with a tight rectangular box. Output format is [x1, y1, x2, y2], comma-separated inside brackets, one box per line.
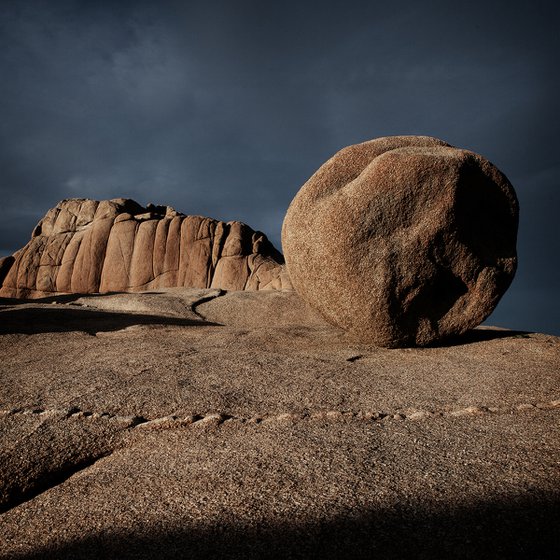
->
[0, 289, 559, 559]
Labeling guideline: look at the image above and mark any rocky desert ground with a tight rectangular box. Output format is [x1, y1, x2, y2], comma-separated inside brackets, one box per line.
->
[1, 288, 558, 559]
[0, 139, 556, 558]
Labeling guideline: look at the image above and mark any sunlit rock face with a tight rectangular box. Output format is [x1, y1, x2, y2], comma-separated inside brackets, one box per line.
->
[0, 198, 290, 298]
[282, 136, 519, 347]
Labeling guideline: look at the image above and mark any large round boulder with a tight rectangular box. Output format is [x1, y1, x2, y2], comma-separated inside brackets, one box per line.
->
[282, 136, 519, 347]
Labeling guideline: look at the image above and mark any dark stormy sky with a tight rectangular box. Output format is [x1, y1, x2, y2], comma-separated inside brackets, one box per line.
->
[1, 0, 558, 334]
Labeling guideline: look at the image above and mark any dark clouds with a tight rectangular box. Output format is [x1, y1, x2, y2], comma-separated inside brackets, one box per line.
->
[1, 0, 558, 334]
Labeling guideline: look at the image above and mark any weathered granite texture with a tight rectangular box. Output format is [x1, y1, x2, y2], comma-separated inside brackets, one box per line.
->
[0, 289, 558, 558]
[282, 136, 519, 347]
[0, 198, 289, 298]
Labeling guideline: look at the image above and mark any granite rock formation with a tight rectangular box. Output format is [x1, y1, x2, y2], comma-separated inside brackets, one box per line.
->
[0, 198, 289, 298]
[1, 289, 559, 558]
[282, 135, 519, 347]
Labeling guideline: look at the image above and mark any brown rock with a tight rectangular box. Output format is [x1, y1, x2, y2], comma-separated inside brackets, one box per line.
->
[178, 216, 214, 289]
[162, 215, 182, 287]
[282, 136, 519, 347]
[0, 198, 287, 298]
[56, 230, 86, 293]
[99, 217, 138, 292]
[71, 216, 114, 293]
[0, 289, 558, 559]
[130, 219, 158, 288]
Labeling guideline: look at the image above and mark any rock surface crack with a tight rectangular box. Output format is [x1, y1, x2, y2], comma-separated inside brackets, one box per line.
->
[2, 399, 558, 432]
[0, 450, 114, 515]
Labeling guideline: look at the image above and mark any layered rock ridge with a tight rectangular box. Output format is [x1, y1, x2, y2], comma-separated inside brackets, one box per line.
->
[0, 198, 288, 298]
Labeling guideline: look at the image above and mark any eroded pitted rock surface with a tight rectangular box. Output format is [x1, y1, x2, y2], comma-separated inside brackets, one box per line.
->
[282, 136, 519, 347]
[0, 289, 558, 558]
[0, 198, 290, 298]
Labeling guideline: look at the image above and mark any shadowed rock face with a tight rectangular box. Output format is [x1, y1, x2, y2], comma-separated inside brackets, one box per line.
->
[0, 198, 289, 298]
[282, 136, 519, 347]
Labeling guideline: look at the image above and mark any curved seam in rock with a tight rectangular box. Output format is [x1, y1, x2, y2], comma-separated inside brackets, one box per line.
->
[190, 289, 226, 319]
[1, 399, 558, 431]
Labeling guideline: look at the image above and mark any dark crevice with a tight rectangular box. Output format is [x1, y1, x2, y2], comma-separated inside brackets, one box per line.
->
[346, 355, 363, 362]
[0, 450, 113, 515]
[190, 289, 226, 320]
[129, 415, 148, 426]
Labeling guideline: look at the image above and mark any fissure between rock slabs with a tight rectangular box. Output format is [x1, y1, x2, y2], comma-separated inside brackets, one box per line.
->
[1, 400, 559, 431]
[0, 451, 114, 515]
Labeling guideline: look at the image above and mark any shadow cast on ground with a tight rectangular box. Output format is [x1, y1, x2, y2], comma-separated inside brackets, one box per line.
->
[0, 291, 162, 307]
[12, 495, 559, 560]
[432, 327, 533, 347]
[0, 306, 220, 335]
[0, 295, 536, 347]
